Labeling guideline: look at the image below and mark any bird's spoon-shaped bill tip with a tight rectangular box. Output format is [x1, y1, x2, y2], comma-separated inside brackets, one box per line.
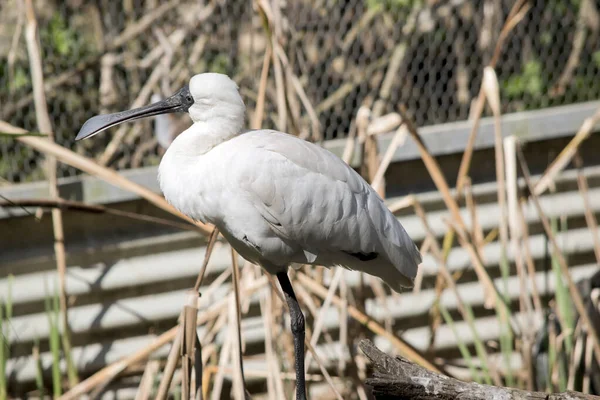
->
[75, 85, 194, 141]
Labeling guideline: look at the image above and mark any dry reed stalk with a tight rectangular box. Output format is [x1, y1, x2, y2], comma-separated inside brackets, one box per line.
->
[515, 200, 544, 314]
[411, 200, 501, 385]
[583, 333, 594, 394]
[194, 334, 204, 400]
[97, 57, 168, 166]
[271, 41, 287, 132]
[455, 0, 531, 195]
[266, 274, 343, 400]
[372, 43, 407, 117]
[463, 178, 485, 261]
[60, 276, 267, 400]
[158, 230, 224, 399]
[303, 267, 344, 372]
[368, 276, 394, 333]
[483, 67, 515, 384]
[273, 45, 320, 140]
[261, 272, 295, 371]
[239, 261, 257, 315]
[549, 0, 591, 97]
[315, 56, 390, 115]
[230, 249, 248, 399]
[397, 106, 508, 315]
[504, 136, 536, 390]
[194, 227, 220, 292]
[338, 271, 349, 377]
[0, 121, 212, 235]
[388, 195, 415, 214]
[23, 0, 78, 387]
[139, 28, 185, 69]
[181, 291, 201, 400]
[396, 106, 463, 229]
[155, 327, 183, 400]
[366, 113, 402, 137]
[202, 365, 335, 382]
[574, 153, 600, 264]
[0, 198, 202, 232]
[294, 282, 339, 357]
[446, 217, 508, 316]
[6, 1, 24, 96]
[135, 359, 160, 400]
[341, 120, 358, 164]
[296, 272, 441, 374]
[259, 287, 285, 400]
[360, 121, 383, 198]
[341, 6, 381, 51]
[303, 339, 344, 400]
[504, 137, 533, 312]
[204, 277, 267, 399]
[568, 322, 585, 391]
[516, 145, 600, 368]
[534, 107, 600, 196]
[371, 125, 408, 193]
[252, 45, 272, 129]
[549, 316, 559, 392]
[210, 319, 233, 400]
[367, 41, 407, 192]
[157, 226, 219, 399]
[354, 352, 370, 400]
[482, 67, 509, 273]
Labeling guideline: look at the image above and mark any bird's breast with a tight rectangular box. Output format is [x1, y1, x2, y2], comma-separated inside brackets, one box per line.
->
[158, 151, 218, 224]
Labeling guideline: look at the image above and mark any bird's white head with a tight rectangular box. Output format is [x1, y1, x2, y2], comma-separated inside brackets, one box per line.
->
[75, 72, 245, 141]
[187, 73, 245, 125]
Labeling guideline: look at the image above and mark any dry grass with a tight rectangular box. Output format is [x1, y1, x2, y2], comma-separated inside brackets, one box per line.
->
[1, 1, 600, 399]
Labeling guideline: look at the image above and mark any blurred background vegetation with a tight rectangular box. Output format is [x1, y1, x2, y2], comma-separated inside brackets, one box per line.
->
[1, 0, 599, 182]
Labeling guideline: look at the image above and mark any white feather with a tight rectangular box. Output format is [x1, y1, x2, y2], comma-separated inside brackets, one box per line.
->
[158, 73, 421, 292]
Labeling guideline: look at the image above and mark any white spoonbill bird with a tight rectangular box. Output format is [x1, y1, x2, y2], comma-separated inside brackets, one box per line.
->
[76, 73, 421, 400]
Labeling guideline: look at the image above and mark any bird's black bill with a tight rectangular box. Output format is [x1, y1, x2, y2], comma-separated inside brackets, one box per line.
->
[75, 85, 194, 141]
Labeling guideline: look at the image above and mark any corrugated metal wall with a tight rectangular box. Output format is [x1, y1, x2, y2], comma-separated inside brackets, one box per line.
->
[1, 102, 600, 398]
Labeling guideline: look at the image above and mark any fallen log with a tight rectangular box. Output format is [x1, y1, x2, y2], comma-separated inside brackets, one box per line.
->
[359, 339, 600, 400]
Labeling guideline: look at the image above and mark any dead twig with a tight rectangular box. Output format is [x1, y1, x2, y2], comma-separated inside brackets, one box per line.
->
[550, 0, 590, 97]
[0, 120, 212, 235]
[455, 0, 531, 195]
[516, 144, 600, 369]
[296, 272, 442, 374]
[534, 107, 600, 197]
[24, 0, 77, 387]
[181, 291, 201, 400]
[59, 276, 267, 400]
[230, 249, 249, 399]
[398, 105, 509, 316]
[134, 360, 160, 400]
[0, 198, 204, 232]
[574, 152, 600, 265]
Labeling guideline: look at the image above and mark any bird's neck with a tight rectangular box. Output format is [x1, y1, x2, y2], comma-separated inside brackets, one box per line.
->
[167, 118, 243, 157]
[158, 118, 243, 219]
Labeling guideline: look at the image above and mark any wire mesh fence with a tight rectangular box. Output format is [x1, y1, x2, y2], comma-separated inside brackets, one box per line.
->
[0, 0, 599, 183]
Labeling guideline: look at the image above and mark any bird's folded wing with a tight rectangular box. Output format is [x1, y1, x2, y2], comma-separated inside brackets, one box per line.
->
[232, 131, 420, 276]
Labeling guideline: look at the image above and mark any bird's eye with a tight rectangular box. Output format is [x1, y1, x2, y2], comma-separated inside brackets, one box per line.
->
[186, 95, 193, 103]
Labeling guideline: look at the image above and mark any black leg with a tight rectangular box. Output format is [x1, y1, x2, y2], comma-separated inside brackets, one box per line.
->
[277, 271, 307, 400]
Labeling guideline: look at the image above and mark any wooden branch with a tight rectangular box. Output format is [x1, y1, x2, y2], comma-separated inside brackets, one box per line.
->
[359, 339, 600, 400]
[0, 198, 202, 232]
[0, 120, 213, 235]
